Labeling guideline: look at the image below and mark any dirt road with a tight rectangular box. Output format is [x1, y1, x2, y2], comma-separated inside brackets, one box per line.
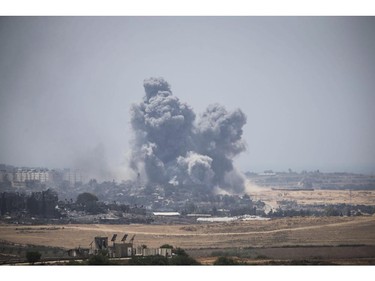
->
[57, 215, 374, 237]
[1, 216, 375, 250]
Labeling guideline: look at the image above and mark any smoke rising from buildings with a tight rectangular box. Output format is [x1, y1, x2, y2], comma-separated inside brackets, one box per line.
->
[130, 77, 247, 193]
[72, 143, 114, 183]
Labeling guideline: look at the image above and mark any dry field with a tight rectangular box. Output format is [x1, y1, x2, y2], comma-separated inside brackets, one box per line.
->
[247, 189, 375, 209]
[1, 216, 375, 251]
[2, 188, 375, 264]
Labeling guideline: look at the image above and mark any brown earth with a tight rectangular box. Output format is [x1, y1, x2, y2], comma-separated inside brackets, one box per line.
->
[1, 216, 374, 251]
[247, 189, 375, 209]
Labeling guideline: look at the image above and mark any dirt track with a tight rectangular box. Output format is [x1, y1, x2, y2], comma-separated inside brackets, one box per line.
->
[1, 216, 375, 250]
[60, 215, 374, 236]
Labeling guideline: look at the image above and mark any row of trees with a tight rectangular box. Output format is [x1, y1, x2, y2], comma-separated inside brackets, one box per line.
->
[65, 192, 146, 217]
[0, 189, 59, 218]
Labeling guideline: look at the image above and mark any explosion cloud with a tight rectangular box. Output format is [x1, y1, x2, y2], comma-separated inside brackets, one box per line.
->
[130, 77, 247, 194]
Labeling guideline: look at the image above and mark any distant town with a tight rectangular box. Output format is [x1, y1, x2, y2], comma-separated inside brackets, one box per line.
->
[1, 163, 375, 226]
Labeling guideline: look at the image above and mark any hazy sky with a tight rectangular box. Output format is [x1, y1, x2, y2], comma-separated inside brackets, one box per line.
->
[1, 17, 374, 175]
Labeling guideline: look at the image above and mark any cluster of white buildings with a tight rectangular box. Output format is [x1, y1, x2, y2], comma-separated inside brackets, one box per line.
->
[12, 169, 51, 183]
[62, 169, 83, 186]
[0, 167, 83, 188]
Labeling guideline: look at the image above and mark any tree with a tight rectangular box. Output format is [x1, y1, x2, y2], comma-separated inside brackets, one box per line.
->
[27, 195, 39, 215]
[242, 194, 250, 200]
[128, 255, 168, 265]
[173, 247, 188, 256]
[88, 254, 111, 265]
[85, 201, 104, 214]
[76, 192, 98, 206]
[160, 244, 173, 249]
[184, 202, 197, 214]
[347, 208, 351, 217]
[26, 251, 41, 264]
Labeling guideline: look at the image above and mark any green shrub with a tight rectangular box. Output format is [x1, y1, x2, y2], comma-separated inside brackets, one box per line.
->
[66, 260, 83, 265]
[128, 255, 168, 265]
[26, 251, 42, 264]
[213, 257, 239, 265]
[88, 254, 111, 265]
[173, 247, 188, 256]
[160, 244, 174, 249]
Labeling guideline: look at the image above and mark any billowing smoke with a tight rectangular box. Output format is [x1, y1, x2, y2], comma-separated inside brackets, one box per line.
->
[129, 77, 247, 194]
[73, 143, 114, 182]
[129, 77, 195, 184]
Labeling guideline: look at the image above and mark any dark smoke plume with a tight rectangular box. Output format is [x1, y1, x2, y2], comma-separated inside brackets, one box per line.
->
[130, 77, 247, 193]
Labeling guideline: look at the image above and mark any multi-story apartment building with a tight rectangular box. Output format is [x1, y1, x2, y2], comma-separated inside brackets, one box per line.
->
[1, 165, 85, 189]
[63, 169, 83, 186]
[13, 169, 50, 183]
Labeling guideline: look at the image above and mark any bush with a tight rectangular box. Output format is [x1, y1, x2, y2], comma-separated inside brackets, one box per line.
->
[160, 244, 173, 249]
[66, 260, 83, 265]
[128, 254, 200, 265]
[213, 257, 239, 265]
[88, 254, 111, 265]
[76, 192, 98, 205]
[173, 247, 188, 256]
[26, 251, 42, 264]
[128, 255, 168, 265]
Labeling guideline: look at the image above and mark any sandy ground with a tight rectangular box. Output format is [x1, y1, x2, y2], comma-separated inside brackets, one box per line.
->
[1, 216, 374, 251]
[247, 189, 375, 209]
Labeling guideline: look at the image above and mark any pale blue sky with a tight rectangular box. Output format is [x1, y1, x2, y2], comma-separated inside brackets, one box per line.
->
[0, 17, 374, 175]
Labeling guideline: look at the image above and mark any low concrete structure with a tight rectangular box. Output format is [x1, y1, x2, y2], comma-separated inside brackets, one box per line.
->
[67, 247, 90, 258]
[112, 242, 133, 258]
[68, 234, 173, 259]
[153, 212, 180, 216]
[136, 246, 172, 257]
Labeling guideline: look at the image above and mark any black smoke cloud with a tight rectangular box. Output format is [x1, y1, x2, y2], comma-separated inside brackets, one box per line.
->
[130, 77, 247, 193]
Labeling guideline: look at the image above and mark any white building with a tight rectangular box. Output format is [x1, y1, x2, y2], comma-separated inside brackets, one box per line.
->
[63, 169, 83, 186]
[12, 169, 50, 183]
